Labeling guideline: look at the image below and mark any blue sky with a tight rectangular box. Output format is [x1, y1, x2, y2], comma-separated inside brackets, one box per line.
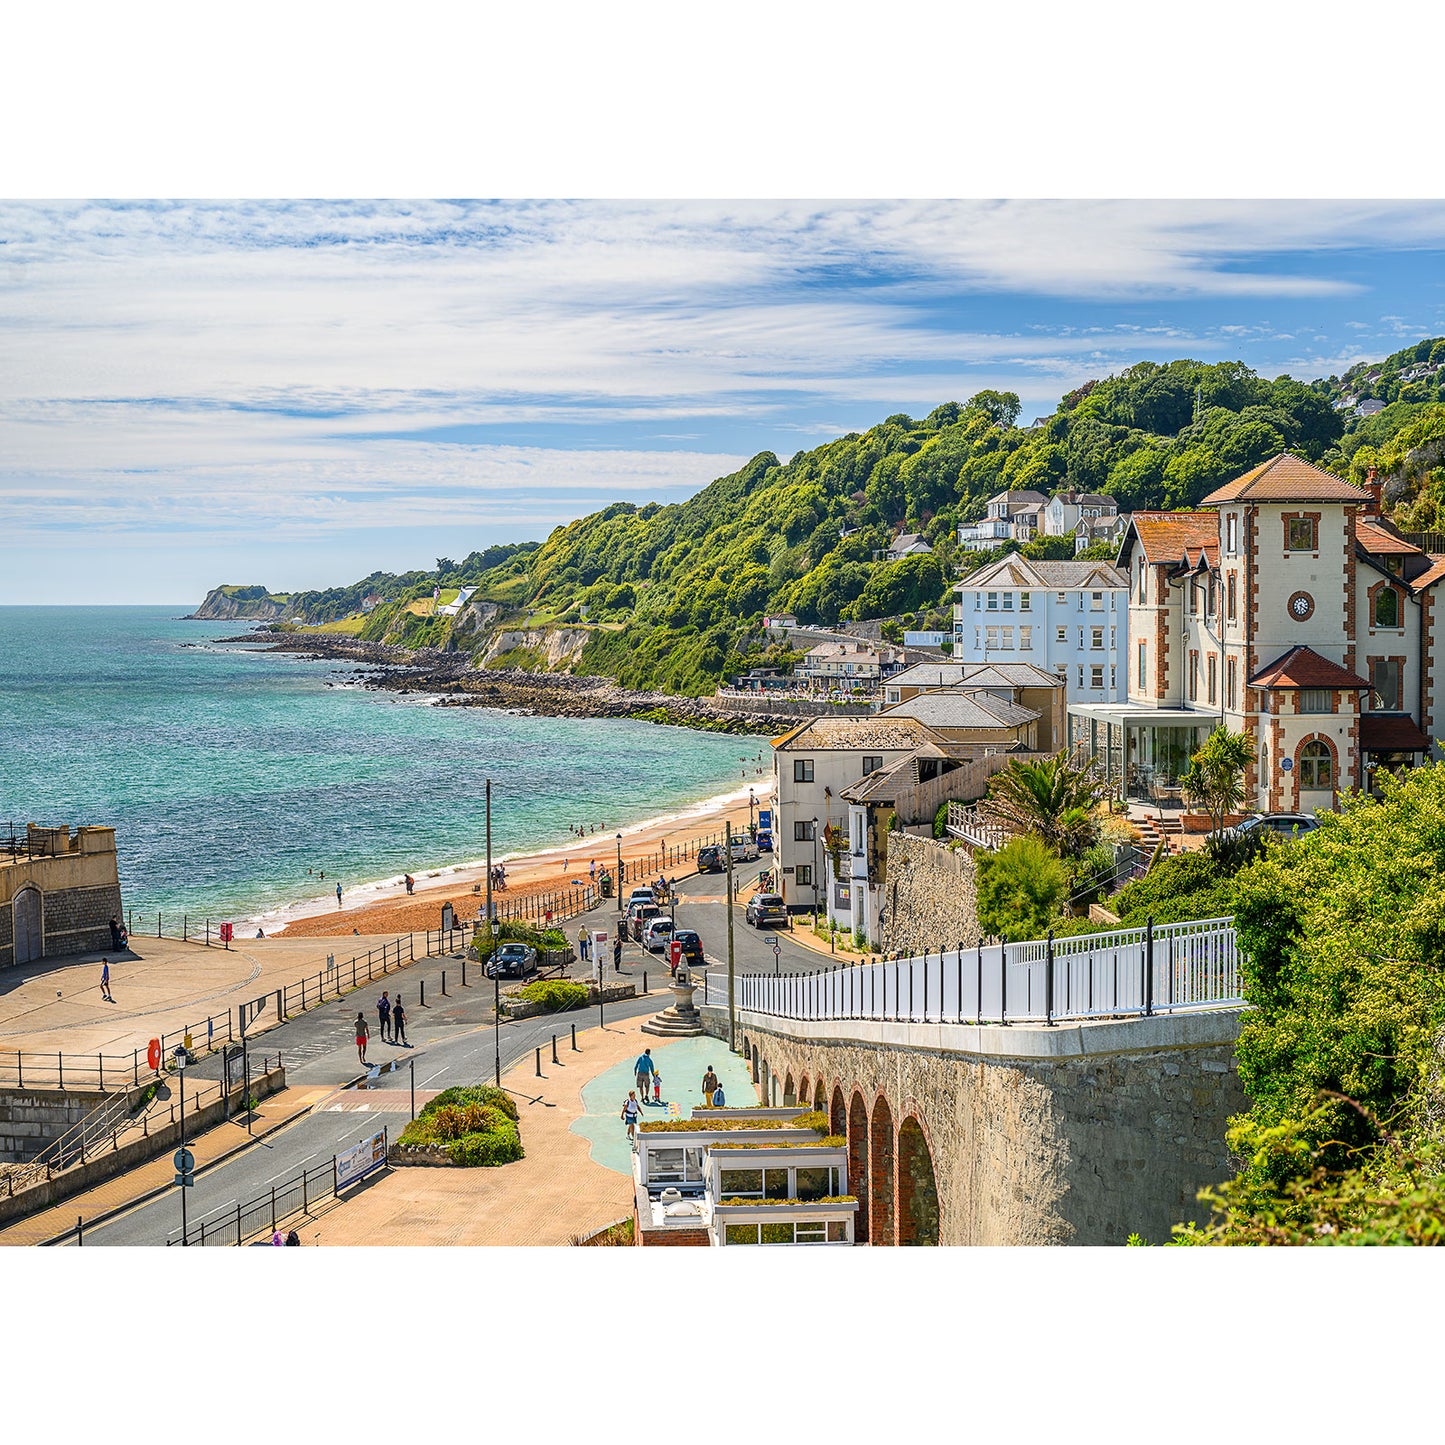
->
[2, 198, 1444, 605]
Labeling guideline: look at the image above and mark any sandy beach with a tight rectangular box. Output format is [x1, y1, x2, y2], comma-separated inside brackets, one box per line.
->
[276, 774, 776, 938]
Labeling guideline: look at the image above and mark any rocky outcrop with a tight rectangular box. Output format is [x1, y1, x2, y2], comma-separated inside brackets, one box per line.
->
[188, 586, 291, 621]
[480, 627, 590, 669]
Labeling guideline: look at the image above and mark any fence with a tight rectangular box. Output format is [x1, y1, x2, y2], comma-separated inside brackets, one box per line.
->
[705, 917, 1241, 1026]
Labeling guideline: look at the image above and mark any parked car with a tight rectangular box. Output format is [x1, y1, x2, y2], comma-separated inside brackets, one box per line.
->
[696, 845, 723, 873]
[486, 941, 537, 978]
[745, 893, 788, 928]
[671, 928, 704, 969]
[729, 838, 760, 863]
[1211, 812, 1319, 843]
[756, 828, 773, 853]
[642, 916, 675, 953]
[628, 886, 656, 908]
[626, 901, 661, 934]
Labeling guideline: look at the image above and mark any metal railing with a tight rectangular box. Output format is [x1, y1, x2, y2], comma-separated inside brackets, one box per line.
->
[705, 917, 1241, 1026]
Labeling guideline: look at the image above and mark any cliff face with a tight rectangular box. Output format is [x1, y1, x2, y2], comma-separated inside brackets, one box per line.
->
[187, 586, 292, 620]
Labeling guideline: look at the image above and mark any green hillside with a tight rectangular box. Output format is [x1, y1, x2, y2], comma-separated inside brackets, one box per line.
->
[236, 343, 1445, 695]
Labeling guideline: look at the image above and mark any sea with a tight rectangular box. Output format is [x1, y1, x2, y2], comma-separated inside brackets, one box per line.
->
[0, 607, 758, 930]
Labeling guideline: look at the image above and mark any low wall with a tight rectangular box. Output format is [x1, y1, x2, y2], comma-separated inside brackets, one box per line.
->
[710, 694, 875, 718]
[0, 1066, 285, 1228]
[881, 833, 979, 956]
[0, 1086, 130, 1161]
[698, 1002, 1245, 1246]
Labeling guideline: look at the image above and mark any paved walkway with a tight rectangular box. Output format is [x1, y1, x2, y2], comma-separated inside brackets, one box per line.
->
[306, 1016, 758, 1245]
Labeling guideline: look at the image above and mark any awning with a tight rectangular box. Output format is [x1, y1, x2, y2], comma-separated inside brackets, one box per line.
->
[1360, 715, 1432, 753]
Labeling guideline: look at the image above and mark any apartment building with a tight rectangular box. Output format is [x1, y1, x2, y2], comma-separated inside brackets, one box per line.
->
[1066, 453, 1444, 812]
[952, 556, 1128, 702]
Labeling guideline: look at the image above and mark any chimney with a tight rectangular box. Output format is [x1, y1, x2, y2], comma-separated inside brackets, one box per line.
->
[1365, 466, 1383, 518]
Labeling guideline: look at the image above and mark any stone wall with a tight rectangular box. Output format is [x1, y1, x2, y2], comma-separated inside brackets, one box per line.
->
[1, 830, 124, 969]
[880, 832, 979, 956]
[0, 1088, 116, 1160]
[700, 1004, 1245, 1246]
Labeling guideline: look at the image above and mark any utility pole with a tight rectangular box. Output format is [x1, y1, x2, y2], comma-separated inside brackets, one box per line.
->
[725, 822, 736, 1054]
[487, 778, 500, 1088]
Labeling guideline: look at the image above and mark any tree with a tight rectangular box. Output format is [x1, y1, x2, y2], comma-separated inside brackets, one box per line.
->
[975, 835, 1069, 942]
[979, 752, 1101, 858]
[1179, 725, 1252, 833]
[966, 389, 1022, 429]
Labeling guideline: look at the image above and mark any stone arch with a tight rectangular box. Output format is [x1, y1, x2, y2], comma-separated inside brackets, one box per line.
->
[783, 1072, 797, 1106]
[1294, 730, 1340, 802]
[769, 1072, 780, 1107]
[830, 1085, 846, 1140]
[847, 1091, 870, 1244]
[869, 1094, 896, 1247]
[813, 1078, 828, 1112]
[897, 1115, 940, 1246]
[797, 1074, 809, 1108]
[13, 886, 42, 966]
[750, 1043, 759, 1084]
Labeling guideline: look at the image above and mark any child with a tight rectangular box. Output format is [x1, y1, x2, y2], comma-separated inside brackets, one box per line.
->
[621, 1091, 643, 1139]
[652, 1071, 662, 1104]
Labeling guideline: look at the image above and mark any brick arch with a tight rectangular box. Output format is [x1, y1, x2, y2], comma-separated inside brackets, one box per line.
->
[869, 1093, 896, 1247]
[1294, 731, 1340, 804]
[897, 1114, 940, 1246]
[797, 1074, 809, 1108]
[783, 1072, 796, 1106]
[813, 1078, 828, 1112]
[749, 1043, 759, 1084]
[1368, 577, 1404, 630]
[830, 1084, 847, 1140]
[847, 1091, 870, 1244]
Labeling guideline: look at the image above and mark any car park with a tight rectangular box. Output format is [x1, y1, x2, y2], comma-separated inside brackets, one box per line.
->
[642, 916, 675, 953]
[745, 892, 788, 928]
[486, 941, 537, 978]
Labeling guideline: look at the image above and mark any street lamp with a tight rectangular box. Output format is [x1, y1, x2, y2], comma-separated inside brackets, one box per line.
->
[491, 915, 501, 1087]
[175, 1046, 188, 1246]
[811, 815, 820, 929]
[748, 787, 756, 839]
[615, 832, 623, 914]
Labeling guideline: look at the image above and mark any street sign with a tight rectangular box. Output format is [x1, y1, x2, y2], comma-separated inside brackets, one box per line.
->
[173, 1173, 194, 1188]
[442, 903, 455, 931]
[173, 1148, 194, 1173]
[772, 939, 782, 959]
[758, 809, 771, 829]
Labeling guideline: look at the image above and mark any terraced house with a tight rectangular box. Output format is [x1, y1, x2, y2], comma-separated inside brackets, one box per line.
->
[1066, 453, 1444, 812]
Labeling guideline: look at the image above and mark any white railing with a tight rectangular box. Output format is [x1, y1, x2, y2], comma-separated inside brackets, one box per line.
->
[703, 918, 1240, 1025]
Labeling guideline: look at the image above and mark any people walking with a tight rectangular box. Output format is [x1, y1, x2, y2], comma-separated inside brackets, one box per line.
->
[634, 1047, 655, 1101]
[99, 958, 113, 1002]
[621, 1090, 643, 1139]
[613, 935, 623, 973]
[701, 1066, 719, 1106]
[404, 874, 414, 895]
[377, 990, 392, 1042]
[577, 926, 589, 963]
[392, 995, 409, 1046]
[652, 1070, 663, 1104]
[108, 916, 123, 951]
[354, 1012, 370, 1067]
[335, 882, 343, 908]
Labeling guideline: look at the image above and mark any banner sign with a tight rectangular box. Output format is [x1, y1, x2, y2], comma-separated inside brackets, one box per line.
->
[336, 1129, 388, 1190]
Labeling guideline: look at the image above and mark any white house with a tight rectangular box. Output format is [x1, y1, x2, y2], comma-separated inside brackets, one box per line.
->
[886, 532, 933, 561]
[957, 490, 1047, 551]
[1042, 490, 1118, 538]
[952, 556, 1129, 703]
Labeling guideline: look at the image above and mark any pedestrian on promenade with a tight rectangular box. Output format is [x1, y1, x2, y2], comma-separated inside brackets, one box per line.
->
[701, 1066, 719, 1106]
[100, 958, 113, 1002]
[108, 916, 123, 950]
[613, 935, 623, 973]
[621, 1090, 643, 1139]
[392, 995, 409, 1046]
[377, 990, 392, 1042]
[354, 1012, 370, 1066]
[577, 926, 589, 963]
[335, 882, 343, 908]
[272, 1230, 285, 1246]
[285, 1230, 301, 1246]
[652, 1070, 662, 1104]
[634, 1047, 655, 1101]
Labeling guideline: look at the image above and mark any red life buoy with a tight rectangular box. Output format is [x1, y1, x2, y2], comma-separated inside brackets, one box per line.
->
[146, 1038, 161, 1071]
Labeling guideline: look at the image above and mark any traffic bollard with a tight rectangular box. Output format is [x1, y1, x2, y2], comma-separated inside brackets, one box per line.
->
[535, 1047, 542, 1077]
[571, 1023, 578, 1052]
[552, 1034, 559, 1065]
[420, 979, 426, 1008]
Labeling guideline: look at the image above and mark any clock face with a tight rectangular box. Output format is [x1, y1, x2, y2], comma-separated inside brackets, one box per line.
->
[1287, 590, 1314, 621]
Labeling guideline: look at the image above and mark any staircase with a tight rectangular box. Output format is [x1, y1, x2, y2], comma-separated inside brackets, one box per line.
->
[1131, 813, 1174, 858]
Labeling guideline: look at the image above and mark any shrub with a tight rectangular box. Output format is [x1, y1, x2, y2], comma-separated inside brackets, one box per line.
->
[787, 1110, 831, 1135]
[448, 1123, 524, 1167]
[425, 1084, 517, 1121]
[975, 835, 1069, 941]
[933, 801, 950, 839]
[518, 979, 587, 1011]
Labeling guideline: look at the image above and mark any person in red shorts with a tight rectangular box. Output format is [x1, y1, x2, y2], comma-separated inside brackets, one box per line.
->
[353, 1011, 370, 1067]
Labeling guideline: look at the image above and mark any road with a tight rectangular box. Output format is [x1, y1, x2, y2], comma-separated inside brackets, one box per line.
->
[77, 858, 826, 1245]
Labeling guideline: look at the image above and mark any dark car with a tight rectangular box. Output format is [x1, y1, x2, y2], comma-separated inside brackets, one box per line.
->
[696, 845, 724, 873]
[745, 892, 788, 928]
[486, 941, 537, 978]
[756, 828, 773, 853]
[671, 928, 704, 969]
[1212, 812, 1319, 843]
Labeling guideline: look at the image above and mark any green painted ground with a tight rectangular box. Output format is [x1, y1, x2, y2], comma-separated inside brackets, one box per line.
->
[572, 1037, 758, 1176]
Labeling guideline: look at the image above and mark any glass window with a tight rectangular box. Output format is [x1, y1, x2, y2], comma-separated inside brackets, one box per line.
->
[1001, 627, 1014, 650]
[795, 864, 812, 887]
[1287, 516, 1317, 551]
[1019, 626, 1033, 650]
[1189, 652, 1199, 701]
[1299, 740, 1334, 789]
[1019, 592, 1031, 611]
[1371, 658, 1402, 711]
[862, 756, 883, 776]
[796, 1166, 832, 1201]
[1136, 565, 1146, 604]
[725, 1223, 759, 1245]
[1137, 641, 1147, 689]
[649, 1148, 687, 1183]
[1058, 591, 1067, 603]
[793, 759, 813, 783]
[1299, 689, 1331, 713]
[1226, 513, 1238, 555]
[1056, 626, 1067, 644]
[793, 820, 813, 841]
[719, 1168, 763, 1197]
[1090, 665, 1105, 690]
[1091, 592, 1104, 610]
[827, 1220, 848, 1242]
[1207, 654, 1217, 705]
[985, 627, 999, 650]
[1091, 628, 1104, 650]
[760, 1221, 794, 1244]
[794, 1221, 828, 1242]
[763, 1168, 791, 1200]
[1226, 658, 1237, 711]
[1227, 572, 1237, 622]
[1002, 592, 1014, 611]
[1374, 587, 1400, 628]
[986, 591, 999, 610]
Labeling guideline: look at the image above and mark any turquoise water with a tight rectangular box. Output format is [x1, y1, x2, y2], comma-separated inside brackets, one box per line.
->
[572, 1038, 759, 1175]
[0, 607, 752, 926]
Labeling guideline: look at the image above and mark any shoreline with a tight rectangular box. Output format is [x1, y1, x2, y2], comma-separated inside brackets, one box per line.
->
[271, 774, 776, 938]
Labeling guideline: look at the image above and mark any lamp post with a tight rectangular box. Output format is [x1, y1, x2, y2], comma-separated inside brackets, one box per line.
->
[811, 815, 821, 929]
[615, 833, 623, 913]
[492, 916, 501, 1087]
[748, 787, 756, 840]
[175, 1046, 188, 1246]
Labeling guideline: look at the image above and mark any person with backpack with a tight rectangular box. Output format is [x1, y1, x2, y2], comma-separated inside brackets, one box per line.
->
[392, 994, 409, 1046]
[354, 1012, 370, 1067]
[634, 1048, 655, 1102]
[621, 1090, 644, 1139]
[701, 1066, 719, 1106]
[377, 990, 392, 1043]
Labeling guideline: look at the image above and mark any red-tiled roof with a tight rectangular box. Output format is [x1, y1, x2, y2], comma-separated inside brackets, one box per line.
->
[1411, 555, 1445, 592]
[1128, 511, 1220, 565]
[1355, 518, 1422, 556]
[1360, 715, 1432, 752]
[1248, 645, 1371, 691]
[1201, 453, 1369, 505]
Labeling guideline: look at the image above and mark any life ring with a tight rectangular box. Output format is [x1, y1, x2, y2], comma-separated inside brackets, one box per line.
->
[146, 1038, 161, 1071]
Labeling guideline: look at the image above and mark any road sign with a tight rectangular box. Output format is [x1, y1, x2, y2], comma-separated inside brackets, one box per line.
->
[758, 809, 771, 829]
[173, 1148, 194, 1173]
[772, 939, 782, 959]
[174, 1173, 194, 1188]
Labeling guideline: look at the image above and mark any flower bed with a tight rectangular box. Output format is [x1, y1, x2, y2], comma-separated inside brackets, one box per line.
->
[394, 1084, 524, 1167]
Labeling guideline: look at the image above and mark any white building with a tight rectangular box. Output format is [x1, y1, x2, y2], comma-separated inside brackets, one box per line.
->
[957, 490, 1047, 551]
[886, 532, 933, 560]
[1042, 490, 1118, 538]
[952, 556, 1129, 703]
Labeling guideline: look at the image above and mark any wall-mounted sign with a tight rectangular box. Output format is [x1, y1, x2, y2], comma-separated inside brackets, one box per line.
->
[1280, 757, 1294, 771]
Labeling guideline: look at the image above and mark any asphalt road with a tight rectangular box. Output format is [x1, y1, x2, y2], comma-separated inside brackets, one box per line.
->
[75, 859, 824, 1246]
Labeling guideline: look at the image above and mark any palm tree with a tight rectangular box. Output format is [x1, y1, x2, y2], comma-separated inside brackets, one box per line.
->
[1180, 725, 1254, 833]
[979, 751, 1102, 858]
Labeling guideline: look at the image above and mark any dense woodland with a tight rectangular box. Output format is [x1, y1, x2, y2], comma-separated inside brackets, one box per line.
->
[265, 340, 1445, 695]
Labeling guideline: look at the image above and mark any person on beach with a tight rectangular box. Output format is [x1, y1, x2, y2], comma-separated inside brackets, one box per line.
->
[404, 874, 414, 895]
[621, 1090, 643, 1139]
[335, 882, 343, 908]
[100, 958, 113, 1002]
[354, 1012, 370, 1066]
[377, 991, 392, 1042]
[589, 859, 596, 881]
[701, 1066, 719, 1106]
[634, 1048, 655, 1101]
[392, 995, 409, 1046]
